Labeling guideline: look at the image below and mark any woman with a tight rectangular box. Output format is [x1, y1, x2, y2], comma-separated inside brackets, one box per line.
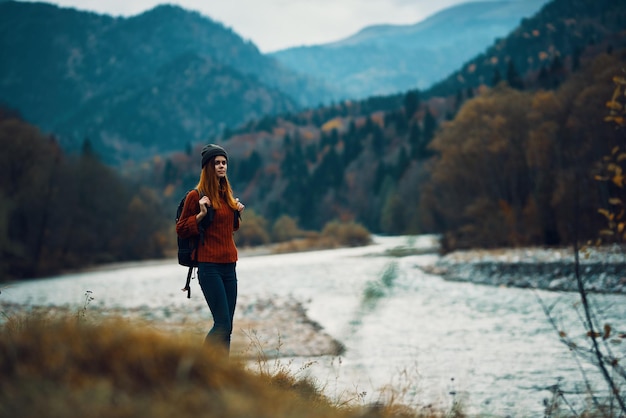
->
[176, 143, 245, 356]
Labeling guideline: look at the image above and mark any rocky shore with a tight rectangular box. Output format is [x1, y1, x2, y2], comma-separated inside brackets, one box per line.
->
[420, 244, 626, 294]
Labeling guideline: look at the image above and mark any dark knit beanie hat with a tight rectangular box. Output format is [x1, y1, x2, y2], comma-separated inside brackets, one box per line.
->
[201, 144, 228, 167]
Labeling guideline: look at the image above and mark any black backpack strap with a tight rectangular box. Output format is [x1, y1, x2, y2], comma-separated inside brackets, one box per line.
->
[234, 210, 241, 229]
[196, 189, 212, 244]
[183, 266, 193, 299]
[184, 189, 206, 299]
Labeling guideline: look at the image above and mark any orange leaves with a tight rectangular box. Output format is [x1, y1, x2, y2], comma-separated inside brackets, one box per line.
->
[605, 115, 626, 125]
[605, 89, 625, 124]
[597, 206, 626, 238]
[321, 117, 344, 133]
[597, 148, 626, 188]
[587, 330, 603, 339]
[606, 100, 623, 111]
[300, 129, 315, 141]
[613, 75, 626, 87]
[163, 183, 176, 198]
[597, 208, 612, 220]
[585, 324, 619, 341]
[605, 74, 626, 127]
[370, 112, 385, 128]
[612, 169, 624, 188]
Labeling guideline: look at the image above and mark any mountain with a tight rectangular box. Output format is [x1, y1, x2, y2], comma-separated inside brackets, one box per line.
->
[424, 0, 626, 98]
[270, 0, 550, 100]
[0, 1, 337, 163]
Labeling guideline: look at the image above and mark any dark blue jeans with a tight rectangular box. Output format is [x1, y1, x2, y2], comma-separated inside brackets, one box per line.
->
[197, 262, 237, 354]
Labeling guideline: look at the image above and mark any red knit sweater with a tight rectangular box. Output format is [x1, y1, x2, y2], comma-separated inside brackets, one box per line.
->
[176, 190, 239, 263]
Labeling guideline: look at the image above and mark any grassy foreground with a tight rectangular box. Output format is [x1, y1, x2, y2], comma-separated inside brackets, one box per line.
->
[0, 313, 460, 418]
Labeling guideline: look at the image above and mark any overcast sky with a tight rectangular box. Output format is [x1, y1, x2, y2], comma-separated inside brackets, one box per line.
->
[18, 0, 476, 52]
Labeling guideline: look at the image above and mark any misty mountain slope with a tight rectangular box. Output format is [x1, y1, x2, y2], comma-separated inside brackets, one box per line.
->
[54, 53, 298, 163]
[0, 2, 118, 126]
[270, 0, 549, 99]
[0, 1, 335, 162]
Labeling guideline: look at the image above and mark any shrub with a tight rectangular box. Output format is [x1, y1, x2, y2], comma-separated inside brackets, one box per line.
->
[271, 214, 307, 242]
[321, 221, 372, 247]
[236, 209, 271, 247]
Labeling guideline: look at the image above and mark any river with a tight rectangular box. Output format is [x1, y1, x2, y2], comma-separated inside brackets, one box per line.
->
[2, 235, 625, 417]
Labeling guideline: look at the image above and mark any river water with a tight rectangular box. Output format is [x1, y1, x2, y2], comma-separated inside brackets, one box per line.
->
[3, 235, 625, 417]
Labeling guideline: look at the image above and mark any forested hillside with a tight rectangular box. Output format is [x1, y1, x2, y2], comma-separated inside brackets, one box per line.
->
[0, 109, 169, 281]
[0, 1, 336, 164]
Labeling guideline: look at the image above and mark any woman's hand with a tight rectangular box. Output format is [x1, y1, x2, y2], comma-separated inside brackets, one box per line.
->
[199, 196, 211, 210]
[196, 196, 212, 222]
[235, 198, 245, 212]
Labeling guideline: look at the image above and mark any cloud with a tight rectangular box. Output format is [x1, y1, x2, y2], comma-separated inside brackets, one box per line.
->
[17, 0, 470, 52]
[198, 0, 442, 52]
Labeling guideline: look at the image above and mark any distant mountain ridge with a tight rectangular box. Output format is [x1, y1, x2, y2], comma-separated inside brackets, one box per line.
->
[270, 0, 550, 99]
[424, 0, 626, 98]
[331, 0, 545, 49]
[0, 1, 336, 163]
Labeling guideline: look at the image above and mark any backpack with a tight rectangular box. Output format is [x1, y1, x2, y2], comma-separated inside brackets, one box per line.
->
[175, 189, 206, 298]
[175, 189, 239, 298]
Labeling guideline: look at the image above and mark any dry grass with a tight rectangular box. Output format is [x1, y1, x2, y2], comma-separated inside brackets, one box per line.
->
[272, 236, 343, 254]
[0, 311, 457, 418]
[272, 221, 372, 254]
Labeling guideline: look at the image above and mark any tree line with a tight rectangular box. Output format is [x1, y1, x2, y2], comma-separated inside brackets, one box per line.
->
[0, 110, 168, 281]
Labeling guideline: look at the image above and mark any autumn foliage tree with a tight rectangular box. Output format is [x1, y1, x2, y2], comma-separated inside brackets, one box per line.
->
[421, 52, 625, 251]
[423, 86, 536, 248]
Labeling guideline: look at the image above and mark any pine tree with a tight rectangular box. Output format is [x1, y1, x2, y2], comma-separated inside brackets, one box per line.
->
[506, 60, 524, 90]
[404, 90, 420, 120]
[492, 68, 502, 87]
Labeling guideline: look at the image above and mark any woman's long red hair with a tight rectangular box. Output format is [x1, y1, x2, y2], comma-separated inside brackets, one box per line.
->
[196, 157, 238, 210]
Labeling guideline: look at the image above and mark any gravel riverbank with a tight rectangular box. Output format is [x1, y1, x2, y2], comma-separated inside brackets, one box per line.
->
[420, 244, 626, 294]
